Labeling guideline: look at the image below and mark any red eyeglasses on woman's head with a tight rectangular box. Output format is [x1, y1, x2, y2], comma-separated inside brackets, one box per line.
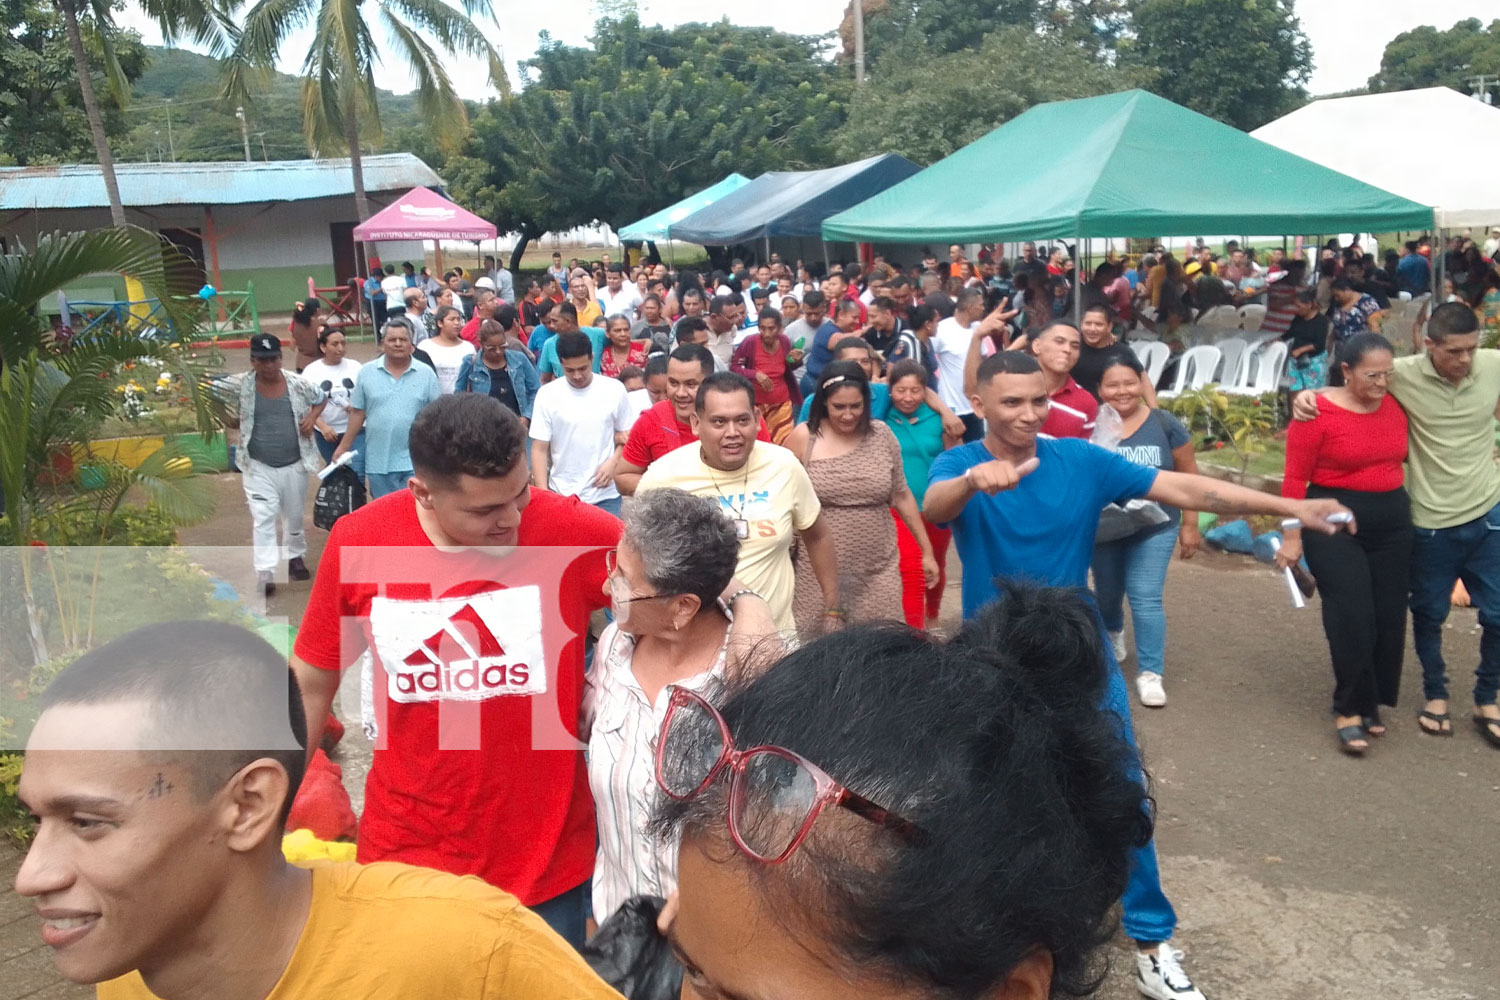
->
[654, 685, 928, 864]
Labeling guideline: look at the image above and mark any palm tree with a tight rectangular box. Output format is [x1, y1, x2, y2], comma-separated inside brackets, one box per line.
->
[226, 0, 510, 221]
[1, 226, 227, 664]
[54, 0, 237, 228]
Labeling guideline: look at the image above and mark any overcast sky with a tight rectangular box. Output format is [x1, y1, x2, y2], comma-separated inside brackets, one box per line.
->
[119, 0, 1500, 102]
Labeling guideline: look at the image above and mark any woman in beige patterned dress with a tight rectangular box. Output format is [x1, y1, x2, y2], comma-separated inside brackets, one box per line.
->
[785, 361, 939, 639]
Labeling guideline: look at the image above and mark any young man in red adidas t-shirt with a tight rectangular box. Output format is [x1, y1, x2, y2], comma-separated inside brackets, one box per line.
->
[614, 343, 771, 496]
[293, 393, 620, 948]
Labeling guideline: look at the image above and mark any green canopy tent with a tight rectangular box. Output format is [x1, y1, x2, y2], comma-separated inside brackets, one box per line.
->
[617, 174, 752, 247]
[821, 90, 1434, 244]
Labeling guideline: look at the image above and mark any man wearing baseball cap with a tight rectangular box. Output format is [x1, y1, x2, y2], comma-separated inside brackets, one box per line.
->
[229, 334, 326, 595]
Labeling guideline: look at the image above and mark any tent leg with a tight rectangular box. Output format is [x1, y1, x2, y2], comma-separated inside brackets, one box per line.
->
[434, 242, 443, 278]
[822, 241, 831, 276]
[764, 236, 771, 266]
[1074, 231, 1082, 329]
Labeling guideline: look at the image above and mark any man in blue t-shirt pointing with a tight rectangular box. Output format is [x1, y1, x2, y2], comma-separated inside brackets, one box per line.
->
[924, 350, 1350, 1000]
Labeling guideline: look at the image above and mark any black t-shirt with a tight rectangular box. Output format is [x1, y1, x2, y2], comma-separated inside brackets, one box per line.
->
[1357, 279, 1391, 310]
[1282, 314, 1331, 357]
[483, 361, 520, 414]
[1071, 340, 1132, 401]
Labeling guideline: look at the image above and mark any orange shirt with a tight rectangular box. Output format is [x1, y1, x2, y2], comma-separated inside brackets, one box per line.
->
[97, 862, 623, 1000]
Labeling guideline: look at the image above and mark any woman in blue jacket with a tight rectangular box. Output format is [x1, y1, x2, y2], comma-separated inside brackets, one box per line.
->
[454, 318, 541, 427]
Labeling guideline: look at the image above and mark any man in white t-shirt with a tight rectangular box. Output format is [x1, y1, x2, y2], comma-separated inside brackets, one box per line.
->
[636, 371, 839, 635]
[529, 331, 631, 516]
[931, 286, 1010, 443]
[596, 263, 643, 321]
[379, 266, 406, 308]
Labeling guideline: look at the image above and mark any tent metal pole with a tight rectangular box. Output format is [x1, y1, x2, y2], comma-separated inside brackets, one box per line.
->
[822, 241, 831, 275]
[764, 236, 771, 266]
[1074, 230, 1083, 328]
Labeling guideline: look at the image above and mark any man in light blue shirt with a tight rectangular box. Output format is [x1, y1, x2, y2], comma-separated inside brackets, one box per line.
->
[332, 319, 440, 498]
[536, 302, 606, 381]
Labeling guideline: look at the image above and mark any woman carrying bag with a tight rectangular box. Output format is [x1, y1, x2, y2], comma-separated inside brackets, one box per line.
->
[1090, 350, 1201, 709]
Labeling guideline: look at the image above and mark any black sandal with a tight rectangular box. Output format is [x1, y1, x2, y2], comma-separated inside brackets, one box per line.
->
[1418, 710, 1453, 736]
[1363, 714, 1386, 737]
[1336, 724, 1368, 756]
[1474, 714, 1500, 749]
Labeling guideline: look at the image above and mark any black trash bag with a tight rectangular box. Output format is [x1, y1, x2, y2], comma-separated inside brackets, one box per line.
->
[313, 464, 366, 531]
[579, 895, 683, 1000]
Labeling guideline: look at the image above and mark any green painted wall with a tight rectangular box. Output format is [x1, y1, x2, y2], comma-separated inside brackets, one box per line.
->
[218, 265, 335, 312]
[57, 265, 339, 335]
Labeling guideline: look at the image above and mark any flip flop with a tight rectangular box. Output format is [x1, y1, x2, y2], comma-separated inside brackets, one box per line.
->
[1418, 709, 1453, 736]
[1474, 714, 1500, 749]
[1336, 724, 1368, 756]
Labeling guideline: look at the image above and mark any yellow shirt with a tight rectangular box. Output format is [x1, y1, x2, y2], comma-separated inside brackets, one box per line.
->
[574, 299, 604, 328]
[636, 441, 821, 634]
[97, 862, 623, 1000]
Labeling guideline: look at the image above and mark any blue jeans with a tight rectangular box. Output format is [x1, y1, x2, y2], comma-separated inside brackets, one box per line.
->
[593, 495, 623, 517]
[1409, 502, 1500, 705]
[367, 470, 413, 499]
[314, 430, 365, 479]
[1095, 608, 1178, 944]
[529, 880, 589, 951]
[1093, 526, 1178, 677]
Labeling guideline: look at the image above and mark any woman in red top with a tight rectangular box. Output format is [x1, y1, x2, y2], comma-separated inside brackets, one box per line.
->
[1278, 333, 1412, 755]
[599, 314, 648, 379]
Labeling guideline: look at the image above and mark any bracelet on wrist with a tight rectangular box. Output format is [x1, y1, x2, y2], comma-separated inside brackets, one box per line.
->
[723, 589, 763, 611]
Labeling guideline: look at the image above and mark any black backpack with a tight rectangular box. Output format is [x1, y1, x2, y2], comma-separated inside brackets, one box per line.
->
[313, 465, 366, 530]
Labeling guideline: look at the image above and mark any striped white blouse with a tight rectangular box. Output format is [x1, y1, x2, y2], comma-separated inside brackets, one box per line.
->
[583, 623, 726, 925]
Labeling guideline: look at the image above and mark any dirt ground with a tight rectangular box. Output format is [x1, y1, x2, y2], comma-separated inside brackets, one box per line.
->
[3, 405, 1498, 997]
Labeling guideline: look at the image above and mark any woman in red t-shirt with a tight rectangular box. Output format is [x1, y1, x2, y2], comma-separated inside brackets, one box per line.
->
[1278, 332, 1412, 755]
[599, 314, 648, 379]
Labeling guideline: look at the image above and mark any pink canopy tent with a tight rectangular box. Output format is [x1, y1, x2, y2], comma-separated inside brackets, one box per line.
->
[353, 186, 497, 275]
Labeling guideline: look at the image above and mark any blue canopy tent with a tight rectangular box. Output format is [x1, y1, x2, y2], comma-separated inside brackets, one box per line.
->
[617, 174, 751, 243]
[671, 154, 921, 262]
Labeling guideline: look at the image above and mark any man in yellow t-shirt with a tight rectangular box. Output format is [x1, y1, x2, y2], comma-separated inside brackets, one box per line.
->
[13, 621, 622, 1000]
[636, 371, 841, 634]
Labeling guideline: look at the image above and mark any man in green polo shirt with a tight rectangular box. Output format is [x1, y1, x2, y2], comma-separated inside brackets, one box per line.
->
[1295, 303, 1500, 746]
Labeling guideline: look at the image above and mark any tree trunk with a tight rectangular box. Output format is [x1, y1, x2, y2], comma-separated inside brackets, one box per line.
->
[345, 96, 370, 222]
[509, 224, 540, 273]
[59, 0, 126, 228]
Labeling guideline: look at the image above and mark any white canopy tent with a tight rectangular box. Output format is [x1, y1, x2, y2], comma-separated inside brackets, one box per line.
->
[1252, 87, 1500, 230]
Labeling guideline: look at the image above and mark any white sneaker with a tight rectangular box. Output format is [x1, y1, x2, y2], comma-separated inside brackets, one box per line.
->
[1136, 671, 1167, 708]
[1109, 630, 1128, 662]
[1136, 944, 1205, 1000]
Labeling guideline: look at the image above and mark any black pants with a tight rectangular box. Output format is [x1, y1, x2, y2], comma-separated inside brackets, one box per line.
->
[1302, 485, 1413, 717]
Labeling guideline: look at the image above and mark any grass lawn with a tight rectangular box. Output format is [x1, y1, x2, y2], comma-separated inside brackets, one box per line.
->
[1195, 437, 1286, 481]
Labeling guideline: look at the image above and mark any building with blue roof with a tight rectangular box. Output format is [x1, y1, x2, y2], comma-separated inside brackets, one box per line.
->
[0, 153, 442, 307]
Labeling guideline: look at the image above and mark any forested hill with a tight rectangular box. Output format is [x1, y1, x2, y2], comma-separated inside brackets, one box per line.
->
[117, 46, 427, 163]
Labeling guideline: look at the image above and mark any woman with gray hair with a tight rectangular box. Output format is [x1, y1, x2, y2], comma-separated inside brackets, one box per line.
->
[582, 487, 776, 925]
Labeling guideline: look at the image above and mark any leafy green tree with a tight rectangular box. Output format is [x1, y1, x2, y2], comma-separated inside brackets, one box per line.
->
[1368, 17, 1500, 94]
[456, 16, 848, 268]
[0, 0, 148, 166]
[839, 0, 1133, 71]
[49, 0, 237, 227]
[834, 27, 1148, 164]
[226, 0, 508, 221]
[1119, 0, 1312, 130]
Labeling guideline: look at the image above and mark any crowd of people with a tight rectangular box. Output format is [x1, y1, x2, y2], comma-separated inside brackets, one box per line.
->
[19, 235, 1500, 1000]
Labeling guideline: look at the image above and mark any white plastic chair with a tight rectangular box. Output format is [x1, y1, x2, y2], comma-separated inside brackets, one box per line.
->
[1158, 345, 1223, 399]
[1238, 304, 1267, 331]
[1131, 340, 1170, 386]
[1224, 340, 1289, 396]
[1213, 337, 1248, 385]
